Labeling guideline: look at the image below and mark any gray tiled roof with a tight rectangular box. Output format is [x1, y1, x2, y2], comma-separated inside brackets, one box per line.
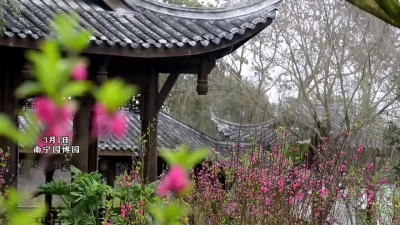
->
[2, 0, 280, 52]
[99, 110, 217, 151]
[18, 109, 217, 151]
[210, 109, 277, 147]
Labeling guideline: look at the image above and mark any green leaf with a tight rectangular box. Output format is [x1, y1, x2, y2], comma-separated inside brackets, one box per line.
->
[60, 81, 92, 98]
[94, 79, 137, 112]
[0, 113, 21, 144]
[71, 30, 93, 52]
[26, 40, 60, 97]
[160, 146, 209, 169]
[175, 145, 190, 165]
[15, 81, 43, 99]
[164, 203, 186, 224]
[52, 14, 75, 39]
[57, 57, 88, 87]
[41, 39, 61, 65]
[0, 189, 47, 225]
[150, 205, 164, 222]
[6, 189, 20, 209]
[182, 148, 210, 170]
[18, 110, 40, 148]
[51, 14, 92, 52]
[37, 180, 71, 196]
[159, 150, 178, 166]
[150, 202, 186, 225]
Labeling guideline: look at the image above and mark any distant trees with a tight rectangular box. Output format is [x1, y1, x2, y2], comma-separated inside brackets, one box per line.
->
[159, 0, 400, 146]
[159, 0, 274, 138]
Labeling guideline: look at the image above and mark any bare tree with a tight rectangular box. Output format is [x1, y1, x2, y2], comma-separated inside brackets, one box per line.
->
[211, 0, 400, 223]
[267, 0, 400, 144]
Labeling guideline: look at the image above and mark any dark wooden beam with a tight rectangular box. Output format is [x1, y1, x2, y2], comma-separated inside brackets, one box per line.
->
[108, 58, 200, 75]
[197, 56, 216, 95]
[71, 56, 110, 173]
[96, 57, 109, 85]
[120, 76, 148, 90]
[106, 158, 116, 188]
[21, 64, 33, 81]
[98, 150, 136, 156]
[141, 69, 159, 183]
[71, 95, 92, 173]
[87, 104, 98, 173]
[87, 57, 109, 172]
[44, 160, 55, 225]
[157, 73, 180, 112]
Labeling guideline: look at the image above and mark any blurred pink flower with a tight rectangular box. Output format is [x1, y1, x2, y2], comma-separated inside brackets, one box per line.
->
[35, 97, 57, 123]
[35, 97, 74, 148]
[157, 165, 189, 197]
[289, 197, 295, 205]
[369, 164, 374, 171]
[92, 103, 127, 138]
[357, 145, 364, 154]
[71, 63, 88, 81]
[320, 188, 328, 199]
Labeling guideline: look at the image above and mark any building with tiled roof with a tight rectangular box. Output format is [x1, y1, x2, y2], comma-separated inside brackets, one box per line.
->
[210, 108, 277, 149]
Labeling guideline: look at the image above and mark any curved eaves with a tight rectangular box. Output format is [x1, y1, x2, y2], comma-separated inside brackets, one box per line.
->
[0, 0, 280, 58]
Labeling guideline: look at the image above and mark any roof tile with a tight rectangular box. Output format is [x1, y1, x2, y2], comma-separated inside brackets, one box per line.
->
[18, 110, 217, 151]
[2, 0, 279, 52]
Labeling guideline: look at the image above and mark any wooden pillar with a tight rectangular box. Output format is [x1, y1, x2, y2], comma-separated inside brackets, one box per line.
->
[71, 96, 93, 173]
[196, 57, 216, 95]
[44, 159, 55, 225]
[87, 104, 98, 172]
[71, 59, 106, 173]
[141, 69, 159, 183]
[106, 158, 116, 188]
[0, 61, 20, 192]
[88, 58, 108, 173]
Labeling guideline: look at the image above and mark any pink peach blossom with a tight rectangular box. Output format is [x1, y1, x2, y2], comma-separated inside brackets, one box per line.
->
[157, 165, 189, 197]
[71, 63, 88, 80]
[35, 97, 74, 148]
[320, 188, 328, 199]
[368, 164, 374, 171]
[92, 103, 127, 138]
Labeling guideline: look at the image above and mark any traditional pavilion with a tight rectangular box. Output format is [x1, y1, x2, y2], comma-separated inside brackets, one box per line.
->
[0, 0, 281, 218]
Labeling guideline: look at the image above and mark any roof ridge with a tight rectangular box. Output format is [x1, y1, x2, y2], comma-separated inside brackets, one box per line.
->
[119, 0, 280, 20]
[210, 108, 274, 129]
[159, 110, 219, 143]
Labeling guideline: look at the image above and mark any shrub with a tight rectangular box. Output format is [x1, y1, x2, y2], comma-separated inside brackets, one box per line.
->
[187, 132, 399, 225]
